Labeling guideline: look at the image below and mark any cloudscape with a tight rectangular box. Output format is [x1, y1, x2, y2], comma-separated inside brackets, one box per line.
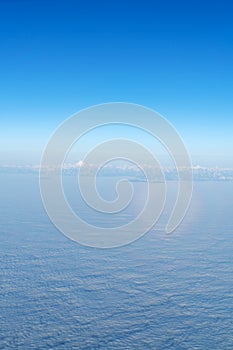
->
[1, 1, 233, 349]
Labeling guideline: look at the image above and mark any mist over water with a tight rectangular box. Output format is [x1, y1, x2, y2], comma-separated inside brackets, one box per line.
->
[1, 174, 233, 349]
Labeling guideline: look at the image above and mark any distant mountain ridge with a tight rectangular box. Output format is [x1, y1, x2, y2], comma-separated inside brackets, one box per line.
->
[1, 163, 233, 181]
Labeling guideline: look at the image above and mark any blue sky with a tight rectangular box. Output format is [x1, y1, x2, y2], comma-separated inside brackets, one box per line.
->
[1, 0, 233, 165]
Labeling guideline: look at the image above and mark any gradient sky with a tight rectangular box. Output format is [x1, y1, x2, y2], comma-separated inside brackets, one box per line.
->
[1, 0, 233, 166]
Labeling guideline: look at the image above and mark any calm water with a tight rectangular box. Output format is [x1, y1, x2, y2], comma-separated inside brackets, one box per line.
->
[1, 174, 233, 349]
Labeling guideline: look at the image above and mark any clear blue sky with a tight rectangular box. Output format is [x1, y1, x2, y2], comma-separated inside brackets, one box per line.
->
[1, 0, 233, 165]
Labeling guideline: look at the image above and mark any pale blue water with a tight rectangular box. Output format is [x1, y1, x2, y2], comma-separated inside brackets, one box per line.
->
[1, 174, 233, 349]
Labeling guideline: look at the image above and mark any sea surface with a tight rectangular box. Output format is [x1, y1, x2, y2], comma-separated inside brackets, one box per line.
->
[1, 174, 233, 349]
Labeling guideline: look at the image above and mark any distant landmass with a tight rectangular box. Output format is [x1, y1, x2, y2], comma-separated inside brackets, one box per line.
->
[1, 163, 233, 181]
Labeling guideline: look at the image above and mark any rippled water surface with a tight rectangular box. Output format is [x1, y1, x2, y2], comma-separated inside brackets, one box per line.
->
[1, 174, 233, 349]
